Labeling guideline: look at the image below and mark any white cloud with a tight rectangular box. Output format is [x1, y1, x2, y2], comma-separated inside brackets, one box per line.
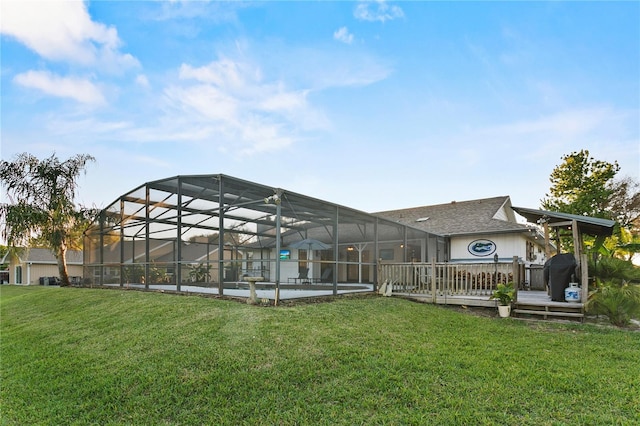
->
[179, 59, 247, 89]
[136, 74, 150, 88]
[474, 107, 639, 177]
[160, 57, 325, 154]
[0, 0, 139, 71]
[354, 1, 404, 23]
[334, 27, 354, 44]
[480, 107, 625, 140]
[13, 70, 105, 105]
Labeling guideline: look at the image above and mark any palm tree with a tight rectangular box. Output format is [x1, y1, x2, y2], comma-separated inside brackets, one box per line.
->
[0, 153, 95, 286]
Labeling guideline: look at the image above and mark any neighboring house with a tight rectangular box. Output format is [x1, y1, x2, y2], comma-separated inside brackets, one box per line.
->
[1, 248, 83, 285]
[376, 196, 550, 267]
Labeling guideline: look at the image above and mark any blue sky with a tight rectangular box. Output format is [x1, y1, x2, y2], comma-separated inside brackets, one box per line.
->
[1, 1, 638, 214]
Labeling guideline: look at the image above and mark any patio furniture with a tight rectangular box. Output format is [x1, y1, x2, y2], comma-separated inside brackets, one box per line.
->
[312, 267, 333, 284]
[288, 267, 310, 284]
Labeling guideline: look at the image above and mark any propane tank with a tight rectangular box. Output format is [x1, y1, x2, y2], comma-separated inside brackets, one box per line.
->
[564, 282, 581, 302]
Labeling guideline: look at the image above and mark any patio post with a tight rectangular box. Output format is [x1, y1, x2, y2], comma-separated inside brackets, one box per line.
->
[431, 257, 436, 304]
[176, 178, 182, 292]
[581, 253, 589, 303]
[119, 197, 124, 287]
[144, 185, 150, 290]
[275, 195, 282, 305]
[512, 256, 519, 303]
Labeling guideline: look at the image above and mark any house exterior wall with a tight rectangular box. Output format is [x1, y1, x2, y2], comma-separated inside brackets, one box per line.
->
[7, 260, 83, 285]
[450, 233, 547, 265]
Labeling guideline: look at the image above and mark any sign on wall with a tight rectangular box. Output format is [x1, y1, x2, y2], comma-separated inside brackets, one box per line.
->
[467, 239, 496, 257]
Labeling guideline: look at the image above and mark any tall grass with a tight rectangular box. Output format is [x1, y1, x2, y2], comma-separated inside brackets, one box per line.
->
[2, 286, 639, 425]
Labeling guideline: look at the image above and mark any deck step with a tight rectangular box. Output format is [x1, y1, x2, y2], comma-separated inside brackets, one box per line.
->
[513, 300, 584, 321]
[514, 309, 584, 318]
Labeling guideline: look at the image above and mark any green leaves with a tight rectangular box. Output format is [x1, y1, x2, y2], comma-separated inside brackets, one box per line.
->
[0, 153, 95, 285]
[489, 282, 515, 306]
[543, 149, 619, 218]
[586, 281, 640, 326]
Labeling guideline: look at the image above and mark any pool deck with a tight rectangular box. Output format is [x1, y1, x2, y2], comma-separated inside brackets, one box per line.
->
[101, 282, 374, 300]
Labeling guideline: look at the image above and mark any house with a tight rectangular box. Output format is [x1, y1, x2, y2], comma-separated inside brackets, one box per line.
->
[376, 196, 550, 287]
[1, 248, 83, 285]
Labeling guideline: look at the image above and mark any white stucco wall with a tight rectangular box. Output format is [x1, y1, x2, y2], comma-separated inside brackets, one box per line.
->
[450, 233, 547, 265]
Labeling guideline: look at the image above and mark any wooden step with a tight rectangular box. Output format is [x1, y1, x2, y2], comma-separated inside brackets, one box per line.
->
[513, 302, 584, 321]
[514, 309, 584, 318]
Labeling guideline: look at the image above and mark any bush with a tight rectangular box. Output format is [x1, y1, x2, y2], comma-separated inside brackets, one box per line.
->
[586, 280, 640, 326]
[589, 256, 640, 285]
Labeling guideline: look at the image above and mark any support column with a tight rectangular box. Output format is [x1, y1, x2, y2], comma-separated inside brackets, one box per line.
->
[176, 178, 183, 292]
[373, 219, 379, 291]
[275, 193, 282, 304]
[572, 219, 583, 277]
[581, 253, 589, 303]
[119, 198, 125, 287]
[333, 207, 339, 296]
[218, 178, 225, 296]
[512, 256, 519, 303]
[544, 221, 552, 260]
[99, 210, 105, 286]
[145, 185, 150, 289]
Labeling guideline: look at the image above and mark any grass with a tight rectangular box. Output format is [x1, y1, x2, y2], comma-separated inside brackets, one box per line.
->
[1, 286, 639, 425]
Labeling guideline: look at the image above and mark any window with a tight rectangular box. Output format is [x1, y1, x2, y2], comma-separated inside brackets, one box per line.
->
[15, 266, 22, 284]
[379, 249, 394, 261]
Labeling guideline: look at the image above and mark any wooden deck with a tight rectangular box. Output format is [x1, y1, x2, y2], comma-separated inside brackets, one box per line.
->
[514, 291, 585, 321]
[379, 262, 586, 321]
[395, 290, 585, 321]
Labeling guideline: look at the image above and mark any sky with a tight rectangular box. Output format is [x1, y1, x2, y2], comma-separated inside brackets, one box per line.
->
[1, 0, 639, 215]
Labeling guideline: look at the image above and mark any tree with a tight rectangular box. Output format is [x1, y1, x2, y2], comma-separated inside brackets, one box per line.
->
[542, 149, 620, 218]
[541, 150, 640, 254]
[0, 153, 96, 286]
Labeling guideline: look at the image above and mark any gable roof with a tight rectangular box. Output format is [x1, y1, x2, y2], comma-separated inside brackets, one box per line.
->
[1, 248, 83, 265]
[376, 196, 531, 237]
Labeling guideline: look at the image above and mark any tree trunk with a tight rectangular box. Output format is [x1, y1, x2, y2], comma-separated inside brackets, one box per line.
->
[56, 244, 71, 287]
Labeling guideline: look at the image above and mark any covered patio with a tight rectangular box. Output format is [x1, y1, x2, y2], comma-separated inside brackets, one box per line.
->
[83, 174, 447, 304]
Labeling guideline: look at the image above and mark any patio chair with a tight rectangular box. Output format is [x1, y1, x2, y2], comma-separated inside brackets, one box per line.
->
[287, 267, 310, 284]
[315, 267, 333, 283]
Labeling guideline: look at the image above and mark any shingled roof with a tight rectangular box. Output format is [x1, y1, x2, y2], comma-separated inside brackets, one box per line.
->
[376, 196, 530, 237]
[1, 248, 83, 264]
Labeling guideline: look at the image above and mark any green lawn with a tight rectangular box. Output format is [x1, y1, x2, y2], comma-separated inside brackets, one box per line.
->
[1, 286, 639, 425]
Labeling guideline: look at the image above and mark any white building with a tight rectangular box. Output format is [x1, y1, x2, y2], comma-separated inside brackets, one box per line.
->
[376, 196, 550, 287]
[1, 248, 84, 285]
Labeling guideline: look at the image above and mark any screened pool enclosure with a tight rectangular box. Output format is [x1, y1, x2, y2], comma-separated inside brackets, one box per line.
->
[84, 174, 447, 301]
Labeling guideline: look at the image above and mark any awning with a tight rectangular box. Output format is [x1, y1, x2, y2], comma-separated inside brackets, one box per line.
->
[511, 206, 615, 237]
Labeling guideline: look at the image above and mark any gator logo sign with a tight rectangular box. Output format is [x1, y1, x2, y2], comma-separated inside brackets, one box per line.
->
[467, 239, 496, 257]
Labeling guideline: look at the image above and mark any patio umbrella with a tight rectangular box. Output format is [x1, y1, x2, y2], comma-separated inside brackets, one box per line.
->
[289, 239, 331, 280]
[289, 238, 331, 251]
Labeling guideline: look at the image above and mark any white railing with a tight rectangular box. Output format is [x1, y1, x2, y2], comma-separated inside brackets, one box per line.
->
[378, 259, 521, 302]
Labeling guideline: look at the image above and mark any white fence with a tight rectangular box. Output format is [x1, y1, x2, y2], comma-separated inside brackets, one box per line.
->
[378, 258, 522, 305]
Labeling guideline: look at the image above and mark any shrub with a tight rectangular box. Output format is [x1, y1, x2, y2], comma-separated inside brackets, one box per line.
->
[586, 280, 640, 326]
[588, 256, 640, 285]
